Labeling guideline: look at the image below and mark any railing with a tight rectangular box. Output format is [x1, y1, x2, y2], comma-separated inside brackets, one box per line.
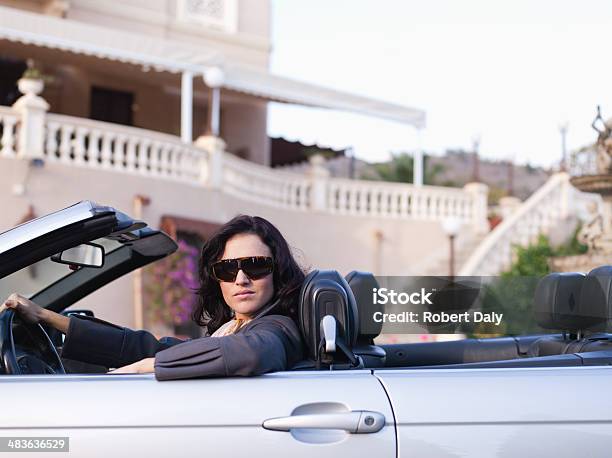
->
[459, 173, 577, 276]
[0, 106, 19, 158]
[2, 88, 488, 227]
[326, 177, 475, 222]
[43, 114, 206, 184]
[223, 153, 311, 210]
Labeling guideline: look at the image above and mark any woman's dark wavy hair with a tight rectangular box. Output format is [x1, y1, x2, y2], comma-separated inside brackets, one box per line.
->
[192, 215, 305, 334]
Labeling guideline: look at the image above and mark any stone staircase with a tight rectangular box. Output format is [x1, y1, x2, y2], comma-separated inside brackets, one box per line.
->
[458, 173, 601, 276]
[420, 231, 487, 276]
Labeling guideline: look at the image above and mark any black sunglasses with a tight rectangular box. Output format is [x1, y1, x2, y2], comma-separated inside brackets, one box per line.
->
[211, 256, 274, 282]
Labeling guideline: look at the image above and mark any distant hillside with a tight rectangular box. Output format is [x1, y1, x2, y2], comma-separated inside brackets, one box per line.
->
[274, 149, 551, 202]
[426, 150, 551, 201]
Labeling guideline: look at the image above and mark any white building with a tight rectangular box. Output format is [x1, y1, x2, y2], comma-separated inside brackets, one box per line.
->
[0, 1, 582, 337]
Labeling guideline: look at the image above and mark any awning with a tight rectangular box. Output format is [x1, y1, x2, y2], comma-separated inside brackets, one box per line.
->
[0, 5, 426, 127]
[0, 5, 216, 72]
[222, 64, 426, 126]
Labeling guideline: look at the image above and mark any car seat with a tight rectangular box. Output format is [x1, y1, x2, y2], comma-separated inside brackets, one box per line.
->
[344, 271, 386, 367]
[294, 269, 361, 369]
[528, 267, 611, 356]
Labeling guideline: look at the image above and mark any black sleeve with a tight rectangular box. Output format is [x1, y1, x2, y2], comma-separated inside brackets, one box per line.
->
[60, 315, 185, 368]
[154, 315, 304, 381]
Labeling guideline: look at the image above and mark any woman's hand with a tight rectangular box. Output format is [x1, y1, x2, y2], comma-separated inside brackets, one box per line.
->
[0, 293, 70, 333]
[108, 357, 155, 374]
[0, 293, 46, 324]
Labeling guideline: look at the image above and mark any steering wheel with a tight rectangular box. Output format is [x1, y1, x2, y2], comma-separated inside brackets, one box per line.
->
[0, 309, 65, 375]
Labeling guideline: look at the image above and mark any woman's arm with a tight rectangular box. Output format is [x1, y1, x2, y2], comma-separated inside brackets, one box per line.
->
[41, 308, 70, 333]
[1, 293, 184, 368]
[153, 315, 304, 381]
[61, 314, 184, 369]
[0, 294, 69, 333]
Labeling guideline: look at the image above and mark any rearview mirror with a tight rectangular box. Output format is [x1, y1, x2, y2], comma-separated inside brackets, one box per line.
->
[51, 243, 105, 268]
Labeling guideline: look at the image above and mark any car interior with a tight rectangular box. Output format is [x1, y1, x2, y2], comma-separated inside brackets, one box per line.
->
[1, 209, 611, 375]
[292, 266, 612, 371]
[0, 227, 177, 375]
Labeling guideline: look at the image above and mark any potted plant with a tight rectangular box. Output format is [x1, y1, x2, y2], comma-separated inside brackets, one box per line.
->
[18, 62, 45, 96]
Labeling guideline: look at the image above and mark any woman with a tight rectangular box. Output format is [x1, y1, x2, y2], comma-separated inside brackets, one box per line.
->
[1, 215, 306, 380]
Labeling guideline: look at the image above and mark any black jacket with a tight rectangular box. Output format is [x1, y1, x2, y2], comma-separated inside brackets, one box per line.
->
[60, 314, 304, 381]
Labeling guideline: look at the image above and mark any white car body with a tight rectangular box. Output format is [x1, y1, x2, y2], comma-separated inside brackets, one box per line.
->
[0, 201, 610, 457]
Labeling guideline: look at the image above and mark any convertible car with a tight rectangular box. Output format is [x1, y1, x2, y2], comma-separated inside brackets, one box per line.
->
[0, 201, 611, 457]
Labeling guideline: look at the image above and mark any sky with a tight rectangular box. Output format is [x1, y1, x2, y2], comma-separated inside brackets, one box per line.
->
[267, 0, 612, 167]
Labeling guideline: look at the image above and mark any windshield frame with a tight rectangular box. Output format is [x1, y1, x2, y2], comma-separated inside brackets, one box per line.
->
[31, 229, 177, 313]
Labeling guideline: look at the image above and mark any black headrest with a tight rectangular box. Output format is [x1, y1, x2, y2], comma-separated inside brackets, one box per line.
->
[534, 271, 607, 332]
[298, 270, 359, 361]
[580, 265, 612, 329]
[345, 271, 383, 341]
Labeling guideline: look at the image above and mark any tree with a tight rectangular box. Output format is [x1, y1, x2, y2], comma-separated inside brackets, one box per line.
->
[370, 152, 444, 185]
[465, 229, 588, 337]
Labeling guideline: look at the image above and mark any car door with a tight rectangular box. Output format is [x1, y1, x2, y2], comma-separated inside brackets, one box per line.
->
[375, 365, 612, 458]
[0, 369, 395, 457]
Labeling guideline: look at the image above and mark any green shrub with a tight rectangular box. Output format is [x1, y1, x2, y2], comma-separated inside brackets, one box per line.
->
[468, 227, 587, 337]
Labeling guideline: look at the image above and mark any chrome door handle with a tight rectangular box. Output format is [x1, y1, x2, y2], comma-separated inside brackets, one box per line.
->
[262, 410, 385, 433]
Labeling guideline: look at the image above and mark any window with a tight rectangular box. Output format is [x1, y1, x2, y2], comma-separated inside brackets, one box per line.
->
[90, 86, 134, 126]
[0, 57, 26, 107]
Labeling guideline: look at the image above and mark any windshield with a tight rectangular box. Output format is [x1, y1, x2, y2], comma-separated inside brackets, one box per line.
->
[0, 237, 123, 303]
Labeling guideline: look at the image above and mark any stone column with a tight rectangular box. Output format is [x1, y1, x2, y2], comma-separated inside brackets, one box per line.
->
[196, 68, 226, 188]
[204, 67, 224, 137]
[413, 127, 424, 186]
[309, 154, 330, 211]
[195, 135, 226, 189]
[12, 78, 49, 160]
[181, 71, 194, 143]
[464, 182, 489, 234]
[499, 196, 521, 220]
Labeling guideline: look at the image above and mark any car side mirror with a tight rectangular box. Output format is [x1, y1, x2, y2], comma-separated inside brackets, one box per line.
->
[51, 243, 105, 268]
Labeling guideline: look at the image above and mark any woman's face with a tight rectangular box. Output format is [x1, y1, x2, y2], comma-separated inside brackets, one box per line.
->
[218, 233, 275, 320]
